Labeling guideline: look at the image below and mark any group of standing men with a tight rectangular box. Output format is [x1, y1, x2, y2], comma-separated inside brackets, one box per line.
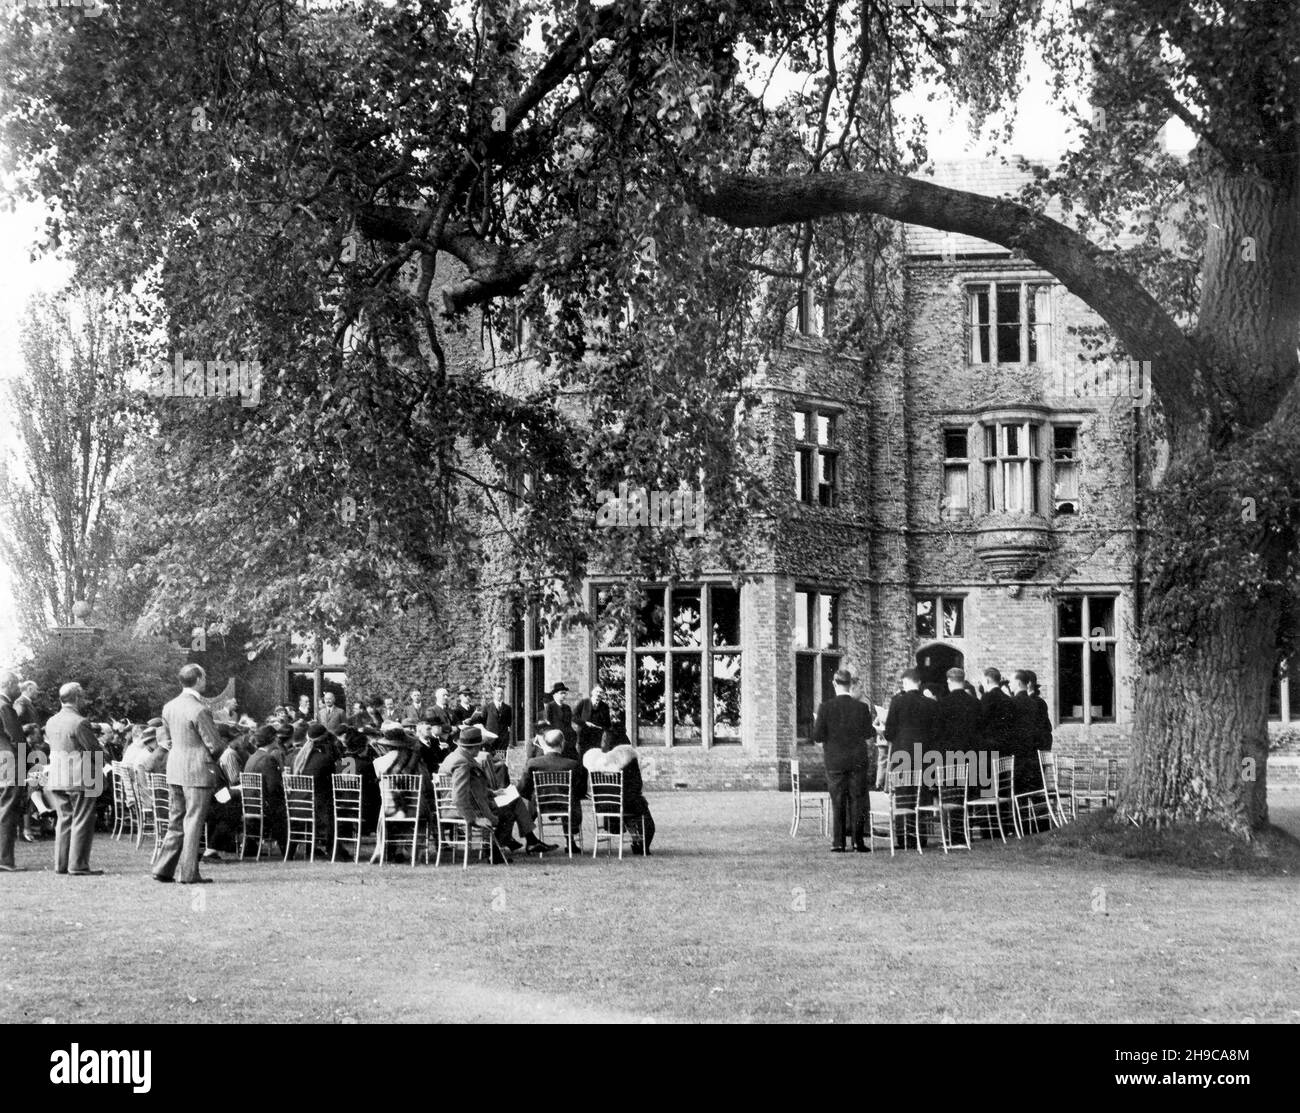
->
[812, 665, 1053, 853]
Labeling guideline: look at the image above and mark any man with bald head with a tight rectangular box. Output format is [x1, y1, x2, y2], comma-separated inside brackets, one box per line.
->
[153, 664, 226, 884]
[45, 682, 105, 876]
[0, 668, 24, 871]
[517, 728, 587, 854]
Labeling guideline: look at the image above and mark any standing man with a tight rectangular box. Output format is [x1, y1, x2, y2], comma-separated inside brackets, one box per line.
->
[0, 669, 25, 872]
[153, 664, 226, 885]
[936, 667, 982, 757]
[812, 669, 876, 854]
[572, 684, 612, 758]
[481, 684, 513, 749]
[427, 688, 456, 756]
[45, 682, 104, 876]
[401, 688, 424, 721]
[450, 687, 477, 727]
[317, 691, 345, 734]
[539, 682, 576, 759]
[883, 668, 939, 786]
[978, 667, 1016, 762]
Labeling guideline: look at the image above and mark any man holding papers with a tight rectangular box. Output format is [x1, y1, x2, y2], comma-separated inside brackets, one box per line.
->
[439, 726, 558, 861]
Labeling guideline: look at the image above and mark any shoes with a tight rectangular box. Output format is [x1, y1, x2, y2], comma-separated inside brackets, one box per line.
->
[527, 840, 559, 855]
[566, 840, 581, 855]
[69, 869, 105, 876]
[502, 838, 524, 852]
[201, 850, 223, 862]
[152, 874, 174, 883]
[20, 831, 35, 843]
[178, 877, 213, 885]
[829, 846, 846, 853]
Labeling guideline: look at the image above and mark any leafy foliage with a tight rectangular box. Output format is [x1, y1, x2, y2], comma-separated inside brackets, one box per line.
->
[20, 630, 186, 722]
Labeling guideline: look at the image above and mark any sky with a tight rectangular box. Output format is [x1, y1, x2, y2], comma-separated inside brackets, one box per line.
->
[0, 8, 1193, 667]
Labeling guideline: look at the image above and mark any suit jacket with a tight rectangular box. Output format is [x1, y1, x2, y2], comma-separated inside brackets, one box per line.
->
[162, 688, 225, 789]
[481, 700, 513, 746]
[0, 694, 21, 757]
[318, 706, 345, 734]
[811, 694, 875, 773]
[440, 747, 497, 823]
[883, 690, 938, 753]
[44, 705, 102, 793]
[244, 746, 286, 811]
[1031, 695, 1053, 751]
[450, 703, 476, 726]
[936, 689, 982, 751]
[427, 704, 455, 739]
[979, 687, 1017, 753]
[517, 753, 586, 815]
[572, 699, 612, 753]
[539, 700, 576, 757]
[401, 702, 424, 723]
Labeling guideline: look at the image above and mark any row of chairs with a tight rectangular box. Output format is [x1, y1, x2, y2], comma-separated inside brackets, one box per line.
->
[108, 763, 645, 869]
[790, 752, 1124, 855]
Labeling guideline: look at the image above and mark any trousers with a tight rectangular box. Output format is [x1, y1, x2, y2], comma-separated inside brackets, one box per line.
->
[51, 789, 98, 873]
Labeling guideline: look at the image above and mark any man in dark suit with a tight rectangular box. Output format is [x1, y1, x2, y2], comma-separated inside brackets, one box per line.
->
[936, 667, 982, 754]
[44, 682, 105, 876]
[517, 728, 587, 853]
[539, 683, 576, 759]
[440, 726, 555, 860]
[245, 725, 289, 853]
[883, 668, 939, 782]
[481, 685, 513, 749]
[811, 669, 876, 853]
[293, 722, 341, 851]
[153, 664, 226, 884]
[979, 666, 1017, 762]
[450, 687, 477, 727]
[1010, 670, 1048, 793]
[317, 692, 345, 734]
[0, 669, 24, 872]
[572, 685, 612, 758]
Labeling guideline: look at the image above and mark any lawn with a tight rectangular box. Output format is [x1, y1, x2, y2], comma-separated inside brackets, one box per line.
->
[2, 791, 1298, 1024]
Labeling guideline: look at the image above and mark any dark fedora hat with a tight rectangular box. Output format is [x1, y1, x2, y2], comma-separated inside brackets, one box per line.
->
[547, 682, 569, 694]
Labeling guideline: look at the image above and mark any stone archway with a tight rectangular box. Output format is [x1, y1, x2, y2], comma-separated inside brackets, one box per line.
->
[916, 643, 964, 691]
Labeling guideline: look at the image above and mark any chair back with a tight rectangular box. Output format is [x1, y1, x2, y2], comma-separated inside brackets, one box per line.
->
[1038, 751, 1059, 794]
[790, 759, 802, 794]
[889, 770, 923, 811]
[134, 766, 154, 820]
[936, 764, 968, 808]
[284, 774, 315, 824]
[380, 773, 423, 820]
[533, 770, 573, 816]
[240, 773, 265, 820]
[1106, 757, 1124, 803]
[148, 774, 171, 833]
[995, 756, 1015, 798]
[590, 771, 626, 818]
[332, 774, 363, 823]
[1055, 755, 1075, 794]
[432, 773, 460, 822]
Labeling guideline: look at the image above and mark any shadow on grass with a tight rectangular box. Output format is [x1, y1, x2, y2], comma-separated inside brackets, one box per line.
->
[1022, 810, 1300, 875]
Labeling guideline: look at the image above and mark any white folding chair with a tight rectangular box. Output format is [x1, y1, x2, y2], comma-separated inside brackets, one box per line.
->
[590, 771, 646, 859]
[789, 758, 829, 837]
[284, 773, 317, 862]
[331, 774, 364, 863]
[533, 770, 576, 857]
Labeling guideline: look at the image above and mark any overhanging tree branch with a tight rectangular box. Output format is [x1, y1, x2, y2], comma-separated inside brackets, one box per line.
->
[690, 169, 1203, 423]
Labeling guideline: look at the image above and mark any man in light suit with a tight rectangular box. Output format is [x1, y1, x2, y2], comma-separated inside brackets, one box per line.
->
[481, 685, 513, 749]
[0, 669, 27, 871]
[153, 664, 225, 884]
[45, 682, 104, 876]
[317, 691, 345, 734]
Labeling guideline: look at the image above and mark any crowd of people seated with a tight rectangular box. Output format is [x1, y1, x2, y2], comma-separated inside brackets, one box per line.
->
[0, 666, 655, 874]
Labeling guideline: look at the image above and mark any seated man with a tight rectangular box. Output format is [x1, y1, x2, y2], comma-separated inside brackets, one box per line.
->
[243, 725, 289, 856]
[517, 728, 586, 854]
[293, 722, 342, 852]
[205, 722, 248, 857]
[582, 730, 656, 855]
[440, 726, 556, 861]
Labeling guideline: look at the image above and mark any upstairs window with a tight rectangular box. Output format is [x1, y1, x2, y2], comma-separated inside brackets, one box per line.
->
[942, 428, 969, 516]
[915, 595, 964, 640]
[794, 408, 838, 507]
[787, 287, 829, 338]
[968, 282, 1052, 365]
[982, 421, 1041, 514]
[1052, 426, 1081, 515]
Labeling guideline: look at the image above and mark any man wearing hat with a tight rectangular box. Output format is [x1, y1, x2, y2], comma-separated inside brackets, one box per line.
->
[244, 724, 289, 856]
[539, 682, 577, 760]
[293, 722, 342, 852]
[440, 725, 556, 860]
[122, 720, 161, 770]
[450, 687, 477, 728]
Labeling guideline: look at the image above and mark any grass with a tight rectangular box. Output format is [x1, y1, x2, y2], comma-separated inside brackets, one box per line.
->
[2, 791, 1298, 1024]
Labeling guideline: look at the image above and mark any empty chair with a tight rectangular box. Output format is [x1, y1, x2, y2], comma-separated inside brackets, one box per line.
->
[866, 789, 893, 853]
[1038, 752, 1069, 826]
[788, 759, 829, 838]
[887, 770, 924, 855]
[935, 764, 971, 851]
[240, 772, 268, 861]
[133, 766, 155, 851]
[430, 773, 503, 868]
[533, 770, 577, 857]
[148, 774, 171, 865]
[377, 774, 423, 867]
[1107, 757, 1124, 807]
[283, 774, 317, 862]
[1053, 755, 1077, 821]
[1072, 759, 1110, 814]
[1013, 759, 1056, 836]
[967, 756, 1016, 842]
[331, 774, 364, 863]
[590, 770, 646, 859]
